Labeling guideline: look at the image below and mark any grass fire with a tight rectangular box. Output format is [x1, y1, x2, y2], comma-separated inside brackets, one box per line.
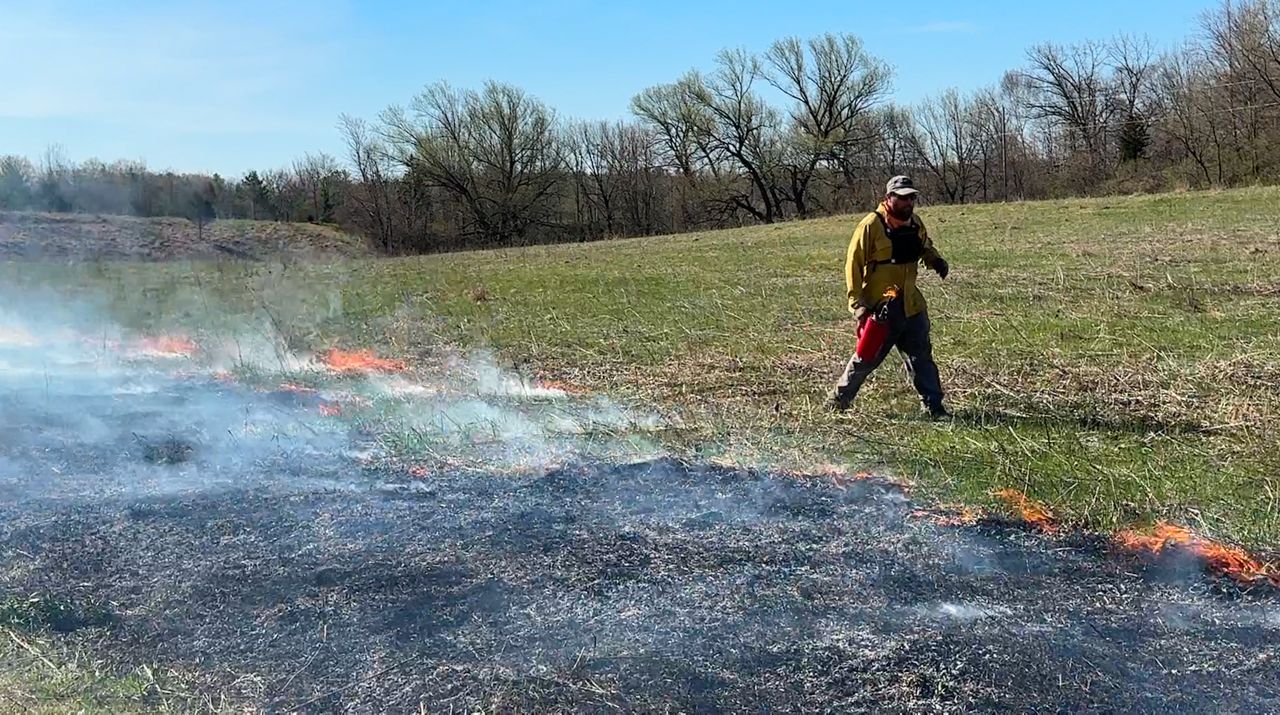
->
[320, 348, 407, 373]
[1116, 524, 1280, 589]
[133, 335, 199, 359]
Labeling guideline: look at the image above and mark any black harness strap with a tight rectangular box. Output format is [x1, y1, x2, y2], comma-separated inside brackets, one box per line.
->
[870, 212, 924, 269]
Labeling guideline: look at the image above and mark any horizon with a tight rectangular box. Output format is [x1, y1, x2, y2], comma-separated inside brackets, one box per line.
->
[1, 0, 1218, 177]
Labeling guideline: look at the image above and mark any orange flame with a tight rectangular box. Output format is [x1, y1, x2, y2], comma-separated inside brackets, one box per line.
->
[992, 489, 1057, 532]
[136, 335, 198, 357]
[278, 382, 318, 394]
[1115, 522, 1280, 587]
[321, 348, 406, 373]
[318, 403, 342, 417]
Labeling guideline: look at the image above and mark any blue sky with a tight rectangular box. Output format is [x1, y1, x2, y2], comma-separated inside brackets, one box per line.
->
[1, 0, 1217, 177]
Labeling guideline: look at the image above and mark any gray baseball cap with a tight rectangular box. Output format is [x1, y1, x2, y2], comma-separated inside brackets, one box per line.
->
[886, 175, 919, 196]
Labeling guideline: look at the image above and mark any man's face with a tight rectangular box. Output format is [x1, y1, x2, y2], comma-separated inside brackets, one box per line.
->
[885, 192, 916, 219]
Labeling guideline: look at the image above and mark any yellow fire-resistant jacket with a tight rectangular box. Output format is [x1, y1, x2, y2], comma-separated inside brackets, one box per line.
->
[844, 202, 944, 318]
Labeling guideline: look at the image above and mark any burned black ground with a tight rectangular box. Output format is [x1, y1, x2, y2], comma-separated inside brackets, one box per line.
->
[1, 342, 1278, 713]
[4, 463, 1280, 712]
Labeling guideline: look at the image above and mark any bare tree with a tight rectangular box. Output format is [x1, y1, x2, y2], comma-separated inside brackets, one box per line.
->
[1017, 41, 1117, 182]
[763, 33, 891, 215]
[1200, 0, 1280, 177]
[1152, 46, 1224, 184]
[1203, 0, 1280, 101]
[293, 152, 341, 222]
[339, 114, 398, 251]
[0, 155, 34, 210]
[970, 88, 1012, 200]
[683, 50, 788, 223]
[564, 119, 660, 238]
[38, 144, 72, 212]
[566, 120, 623, 236]
[631, 83, 703, 177]
[1108, 34, 1160, 161]
[903, 90, 982, 203]
[380, 81, 564, 245]
[263, 168, 302, 221]
[631, 80, 722, 229]
[613, 122, 662, 235]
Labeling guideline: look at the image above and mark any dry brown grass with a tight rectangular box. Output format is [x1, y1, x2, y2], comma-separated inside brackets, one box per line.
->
[0, 211, 368, 261]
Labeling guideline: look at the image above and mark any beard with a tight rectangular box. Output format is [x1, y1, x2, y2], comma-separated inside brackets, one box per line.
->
[887, 200, 913, 221]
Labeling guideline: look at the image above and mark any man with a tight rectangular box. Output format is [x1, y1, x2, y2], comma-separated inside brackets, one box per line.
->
[828, 175, 950, 417]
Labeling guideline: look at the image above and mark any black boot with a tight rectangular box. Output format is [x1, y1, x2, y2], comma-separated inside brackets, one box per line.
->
[826, 391, 852, 413]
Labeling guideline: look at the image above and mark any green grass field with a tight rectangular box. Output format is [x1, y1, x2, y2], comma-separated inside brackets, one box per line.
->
[5, 186, 1279, 553]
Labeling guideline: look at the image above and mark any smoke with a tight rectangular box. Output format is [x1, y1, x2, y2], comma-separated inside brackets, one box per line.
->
[920, 601, 1013, 622]
[350, 351, 668, 473]
[0, 286, 670, 505]
[0, 304, 351, 502]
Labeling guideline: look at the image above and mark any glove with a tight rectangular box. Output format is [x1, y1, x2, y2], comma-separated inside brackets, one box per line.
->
[934, 257, 950, 280]
[852, 304, 869, 322]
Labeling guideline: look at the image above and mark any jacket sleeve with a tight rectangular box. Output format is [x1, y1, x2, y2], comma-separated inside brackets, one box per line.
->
[844, 221, 870, 314]
[917, 217, 943, 269]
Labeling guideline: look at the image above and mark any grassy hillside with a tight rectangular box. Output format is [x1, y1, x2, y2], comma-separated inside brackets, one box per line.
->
[4, 186, 1279, 548]
[0, 211, 369, 261]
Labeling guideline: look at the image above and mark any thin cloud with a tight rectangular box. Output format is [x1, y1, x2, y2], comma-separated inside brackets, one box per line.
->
[910, 21, 978, 34]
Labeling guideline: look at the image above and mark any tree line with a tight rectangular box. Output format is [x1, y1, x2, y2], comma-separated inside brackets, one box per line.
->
[3, 0, 1280, 253]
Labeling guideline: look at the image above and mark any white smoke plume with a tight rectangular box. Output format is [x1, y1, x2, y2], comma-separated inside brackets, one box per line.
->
[0, 287, 669, 504]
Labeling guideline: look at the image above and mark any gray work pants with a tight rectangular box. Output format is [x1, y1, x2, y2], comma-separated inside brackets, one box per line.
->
[833, 309, 944, 410]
